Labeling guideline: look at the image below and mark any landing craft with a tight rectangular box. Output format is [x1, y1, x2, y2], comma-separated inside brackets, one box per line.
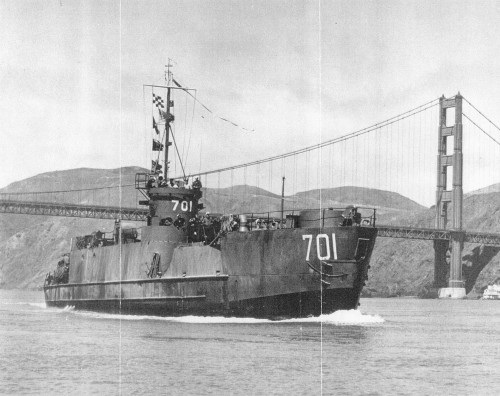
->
[44, 67, 378, 318]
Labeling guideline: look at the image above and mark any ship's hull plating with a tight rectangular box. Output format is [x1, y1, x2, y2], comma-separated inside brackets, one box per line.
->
[44, 283, 362, 318]
[44, 226, 377, 319]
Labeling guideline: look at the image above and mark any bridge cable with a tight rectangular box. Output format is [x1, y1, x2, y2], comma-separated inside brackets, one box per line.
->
[463, 113, 500, 146]
[180, 98, 440, 179]
[463, 97, 500, 135]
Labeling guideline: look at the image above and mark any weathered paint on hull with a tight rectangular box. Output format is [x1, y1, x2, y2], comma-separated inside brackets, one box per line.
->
[44, 284, 360, 318]
[44, 226, 376, 318]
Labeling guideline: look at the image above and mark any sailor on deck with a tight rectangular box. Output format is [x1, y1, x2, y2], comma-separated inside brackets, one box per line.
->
[146, 176, 156, 189]
[158, 176, 167, 187]
[192, 177, 202, 199]
[174, 214, 185, 229]
[193, 177, 202, 190]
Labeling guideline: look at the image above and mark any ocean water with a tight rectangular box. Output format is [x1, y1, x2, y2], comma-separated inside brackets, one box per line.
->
[1, 290, 499, 395]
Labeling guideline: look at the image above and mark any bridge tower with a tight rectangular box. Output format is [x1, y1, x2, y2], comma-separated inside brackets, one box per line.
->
[434, 93, 466, 298]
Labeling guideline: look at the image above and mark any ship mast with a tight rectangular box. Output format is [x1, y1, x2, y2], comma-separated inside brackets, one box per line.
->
[164, 60, 173, 180]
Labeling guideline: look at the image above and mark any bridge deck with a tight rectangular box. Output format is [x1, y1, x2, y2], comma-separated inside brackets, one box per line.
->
[377, 225, 500, 246]
[1, 199, 499, 246]
[0, 199, 148, 221]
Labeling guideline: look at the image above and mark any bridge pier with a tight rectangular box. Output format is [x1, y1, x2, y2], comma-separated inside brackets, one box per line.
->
[433, 239, 449, 288]
[435, 93, 466, 298]
[438, 232, 466, 298]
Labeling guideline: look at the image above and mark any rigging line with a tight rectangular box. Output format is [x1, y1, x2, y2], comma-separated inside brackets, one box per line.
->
[182, 90, 187, 162]
[168, 125, 187, 179]
[172, 78, 254, 132]
[172, 78, 208, 112]
[175, 100, 439, 180]
[184, 90, 197, 171]
[172, 121, 177, 175]
[180, 92, 187, 166]
[463, 113, 500, 146]
[463, 97, 500, 135]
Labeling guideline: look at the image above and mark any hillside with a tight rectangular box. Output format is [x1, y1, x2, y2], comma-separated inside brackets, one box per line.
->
[467, 182, 500, 196]
[365, 192, 500, 298]
[0, 167, 146, 289]
[203, 184, 427, 226]
[1, 167, 499, 296]
[2, 167, 145, 193]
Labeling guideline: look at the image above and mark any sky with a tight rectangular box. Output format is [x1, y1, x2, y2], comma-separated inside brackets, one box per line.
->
[1, 0, 500, 203]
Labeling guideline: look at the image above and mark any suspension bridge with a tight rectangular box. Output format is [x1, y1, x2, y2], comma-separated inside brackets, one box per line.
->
[1, 93, 500, 298]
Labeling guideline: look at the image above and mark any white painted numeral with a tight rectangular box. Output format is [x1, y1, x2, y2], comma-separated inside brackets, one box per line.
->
[302, 235, 313, 261]
[303, 233, 338, 261]
[331, 233, 338, 260]
[172, 200, 192, 212]
[316, 234, 330, 260]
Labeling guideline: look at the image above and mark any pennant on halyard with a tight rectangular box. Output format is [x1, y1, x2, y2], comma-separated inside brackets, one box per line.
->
[152, 93, 164, 109]
[159, 109, 175, 122]
[151, 160, 162, 173]
[152, 117, 160, 135]
[152, 139, 164, 151]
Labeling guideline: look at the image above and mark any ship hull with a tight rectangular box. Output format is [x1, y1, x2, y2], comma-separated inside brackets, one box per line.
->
[44, 225, 377, 319]
[44, 282, 361, 318]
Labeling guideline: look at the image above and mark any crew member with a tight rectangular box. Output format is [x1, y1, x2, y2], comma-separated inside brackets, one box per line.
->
[193, 177, 202, 190]
[174, 214, 185, 229]
[146, 176, 156, 189]
[192, 177, 202, 199]
[158, 176, 167, 187]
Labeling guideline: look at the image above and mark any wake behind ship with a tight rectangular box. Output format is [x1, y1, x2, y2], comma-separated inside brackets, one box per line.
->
[44, 68, 378, 319]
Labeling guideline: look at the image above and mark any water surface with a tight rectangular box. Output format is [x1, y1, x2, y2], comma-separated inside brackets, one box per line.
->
[1, 290, 499, 395]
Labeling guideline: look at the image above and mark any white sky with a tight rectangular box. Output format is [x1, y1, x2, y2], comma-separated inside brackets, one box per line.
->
[1, 0, 500, 198]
